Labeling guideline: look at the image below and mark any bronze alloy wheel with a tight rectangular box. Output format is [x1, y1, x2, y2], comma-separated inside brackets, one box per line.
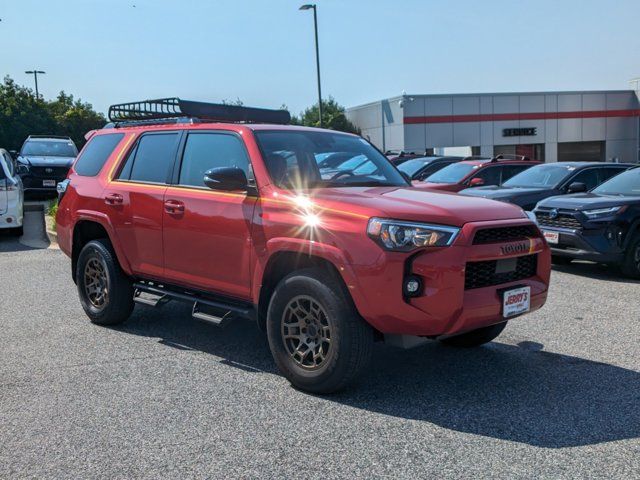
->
[281, 295, 332, 370]
[84, 257, 109, 309]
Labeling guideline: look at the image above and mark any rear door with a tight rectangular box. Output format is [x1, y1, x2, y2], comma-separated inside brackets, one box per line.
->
[104, 131, 181, 279]
[162, 130, 257, 299]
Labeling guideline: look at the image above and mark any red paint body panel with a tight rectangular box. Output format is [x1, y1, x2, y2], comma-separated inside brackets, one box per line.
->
[57, 123, 551, 337]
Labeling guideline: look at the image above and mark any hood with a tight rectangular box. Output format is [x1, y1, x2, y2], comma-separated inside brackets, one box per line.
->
[311, 186, 527, 226]
[537, 192, 640, 210]
[413, 182, 461, 192]
[19, 155, 76, 167]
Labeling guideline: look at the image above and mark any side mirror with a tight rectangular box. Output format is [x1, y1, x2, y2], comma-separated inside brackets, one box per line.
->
[469, 177, 485, 187]
[203, 167, 248, 191]
[567, 182, 587, 193]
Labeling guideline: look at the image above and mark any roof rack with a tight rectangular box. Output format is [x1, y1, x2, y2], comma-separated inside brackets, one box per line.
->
[27, 135, 73, 140]
[106, 97, 291, 127]
[490, 154, 531, 162]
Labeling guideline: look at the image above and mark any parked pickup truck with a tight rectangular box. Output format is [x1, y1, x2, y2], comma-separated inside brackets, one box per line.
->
[56, 98, 551, 393]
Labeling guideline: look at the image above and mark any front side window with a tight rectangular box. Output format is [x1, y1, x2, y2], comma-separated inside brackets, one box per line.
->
[471, 166, 501, 185]
[569, 168, 600, 190]
[118, 133, 179, 183]
[21, 140, 78, 157]
[179, 133, 250, 188]
[75, 133, 124, 177]
[254, 130, 406, 189]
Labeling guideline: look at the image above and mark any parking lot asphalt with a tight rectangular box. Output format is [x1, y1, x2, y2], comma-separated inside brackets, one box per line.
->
[1, 213, 639, 478]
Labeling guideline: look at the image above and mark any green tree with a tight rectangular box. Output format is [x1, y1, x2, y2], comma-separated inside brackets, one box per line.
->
[0, 76, 105, 151]
[47, 92, 106, 148]
[292, 97, 360, 134]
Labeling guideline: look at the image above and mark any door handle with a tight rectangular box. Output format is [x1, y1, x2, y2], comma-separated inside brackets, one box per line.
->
[164, 199, 185, 214]
[104, 193, 123, 205]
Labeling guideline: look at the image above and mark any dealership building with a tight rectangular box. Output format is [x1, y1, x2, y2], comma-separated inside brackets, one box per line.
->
[346, 89, 640, 163]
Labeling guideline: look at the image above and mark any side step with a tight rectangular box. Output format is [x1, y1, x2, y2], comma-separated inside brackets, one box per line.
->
[132, 281, 254, 327]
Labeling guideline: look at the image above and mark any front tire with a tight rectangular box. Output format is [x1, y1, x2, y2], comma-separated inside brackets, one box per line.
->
[440, 321, 508, 348]
[76, 239, 134, 325]
[266, 268, 373, 394]
[621, 234, 640, 279]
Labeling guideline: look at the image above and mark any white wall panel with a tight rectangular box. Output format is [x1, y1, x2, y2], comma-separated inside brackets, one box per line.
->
[582, 93, 606, 111]
[426, 123, 453, 147]
[558, 118, 582, 142]
[425, 97, 453, 116]
[582, 118, 606, 141]
[403, 124, 426, 151]
[606, 139, 637, 162]
[606, 117, 637, 140]
[558, 94, 581, 111]
[453, 96, 480, 115]
[493, 96, 519, 114]
[453, 122, 481, 146]
[519, 95, 545, 113]
[545, 119, 558, 142]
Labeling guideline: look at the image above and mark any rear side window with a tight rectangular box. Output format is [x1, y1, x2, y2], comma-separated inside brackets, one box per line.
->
[179, 133, 250, 187]
[74, 134, 124, 176]
[119, 133, 179, 184]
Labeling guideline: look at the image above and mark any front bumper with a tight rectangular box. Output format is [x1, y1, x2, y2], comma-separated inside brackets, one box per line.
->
[539, 226, 624, 263]
[21, 170, 69, 192]
[348, 219, 550, 337]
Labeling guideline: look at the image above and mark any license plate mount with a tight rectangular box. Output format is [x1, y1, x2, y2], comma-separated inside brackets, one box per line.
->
[542, 230, 559, 244]
[502, 285, 531, 318]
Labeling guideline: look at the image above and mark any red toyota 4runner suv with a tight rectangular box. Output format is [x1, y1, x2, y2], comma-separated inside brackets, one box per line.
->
[56, 98, 551, 393]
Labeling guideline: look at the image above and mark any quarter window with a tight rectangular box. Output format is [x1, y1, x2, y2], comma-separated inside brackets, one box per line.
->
[119, 133, 179, 183]
[179, 133, 250, 188]
[75, 133, 124, 176]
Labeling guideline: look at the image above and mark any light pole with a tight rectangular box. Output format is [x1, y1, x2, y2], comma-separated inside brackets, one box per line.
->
[25, 70, 45, 99]
[299, 4, 323, 128]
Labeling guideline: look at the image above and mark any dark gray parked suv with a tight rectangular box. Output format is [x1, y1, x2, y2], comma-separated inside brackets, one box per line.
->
[15, 135, 78, 195]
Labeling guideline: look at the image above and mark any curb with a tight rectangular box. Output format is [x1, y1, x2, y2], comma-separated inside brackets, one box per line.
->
[44, 215, 58, 246]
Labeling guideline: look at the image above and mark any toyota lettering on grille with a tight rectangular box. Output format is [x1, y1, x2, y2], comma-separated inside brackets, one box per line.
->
[500, 242, 528, 255]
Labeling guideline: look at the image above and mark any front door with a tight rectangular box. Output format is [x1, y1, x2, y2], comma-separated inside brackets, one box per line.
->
[162, 131, 257, 300]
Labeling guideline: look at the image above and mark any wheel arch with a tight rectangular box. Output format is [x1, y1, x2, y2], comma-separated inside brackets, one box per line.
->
[71, 216, 131, 282]
[255, 249, 357, 332]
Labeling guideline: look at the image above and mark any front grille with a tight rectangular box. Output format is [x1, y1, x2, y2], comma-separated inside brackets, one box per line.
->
[473, 225, 539, 245]
[29, 166, 69, 178]
[535, 212, 582, 230]
[465, 254, 538, 290]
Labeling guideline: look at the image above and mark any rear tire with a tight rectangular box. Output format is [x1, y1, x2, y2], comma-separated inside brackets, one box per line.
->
[76, 238, 134, 325]
[440, 321, 508, 348]
[621, 234, 640, 279]
[551, 255, 572, 266]
[266, 268, 373, 394]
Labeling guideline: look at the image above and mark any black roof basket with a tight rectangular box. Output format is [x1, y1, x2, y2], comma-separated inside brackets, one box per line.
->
[107, 97, 291, 126]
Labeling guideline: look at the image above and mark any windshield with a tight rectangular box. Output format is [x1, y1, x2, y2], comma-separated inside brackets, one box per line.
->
[398, 158, 430, 176]
[592, 168, 640, 196]
[21, 140, 78, 157]
[425, 163, 476, 183]
[503, 164, 574, 188]
[254, 130, 407, 189]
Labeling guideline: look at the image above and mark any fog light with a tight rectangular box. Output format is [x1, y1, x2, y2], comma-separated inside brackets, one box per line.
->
[403, 275, 422, 297]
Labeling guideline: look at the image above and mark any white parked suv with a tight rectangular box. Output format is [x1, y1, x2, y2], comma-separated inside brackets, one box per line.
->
[0, 149, 24, 235]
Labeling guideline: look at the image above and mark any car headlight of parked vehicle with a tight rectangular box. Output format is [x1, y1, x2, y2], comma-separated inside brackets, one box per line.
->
[16, 162, 29, 175]
[367, 217, 460, 251]
[583, 206, 626, 219]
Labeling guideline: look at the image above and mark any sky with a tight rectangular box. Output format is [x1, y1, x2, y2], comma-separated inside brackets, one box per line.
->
[1, 0, 639, 116]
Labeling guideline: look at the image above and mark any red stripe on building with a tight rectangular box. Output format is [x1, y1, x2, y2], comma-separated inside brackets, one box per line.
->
[404, 109, 640, 124]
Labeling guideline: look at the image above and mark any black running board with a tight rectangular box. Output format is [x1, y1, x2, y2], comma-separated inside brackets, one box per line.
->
[133, 281, 255, 325]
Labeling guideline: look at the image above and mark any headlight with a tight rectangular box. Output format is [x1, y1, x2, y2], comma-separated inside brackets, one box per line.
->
[583, 206, 625, 219]
[16, 163, 29, 174]
[367, 217, 460, 251]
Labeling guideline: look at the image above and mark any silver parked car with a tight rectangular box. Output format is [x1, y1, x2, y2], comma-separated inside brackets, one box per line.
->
[0, 148, 24, 235]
